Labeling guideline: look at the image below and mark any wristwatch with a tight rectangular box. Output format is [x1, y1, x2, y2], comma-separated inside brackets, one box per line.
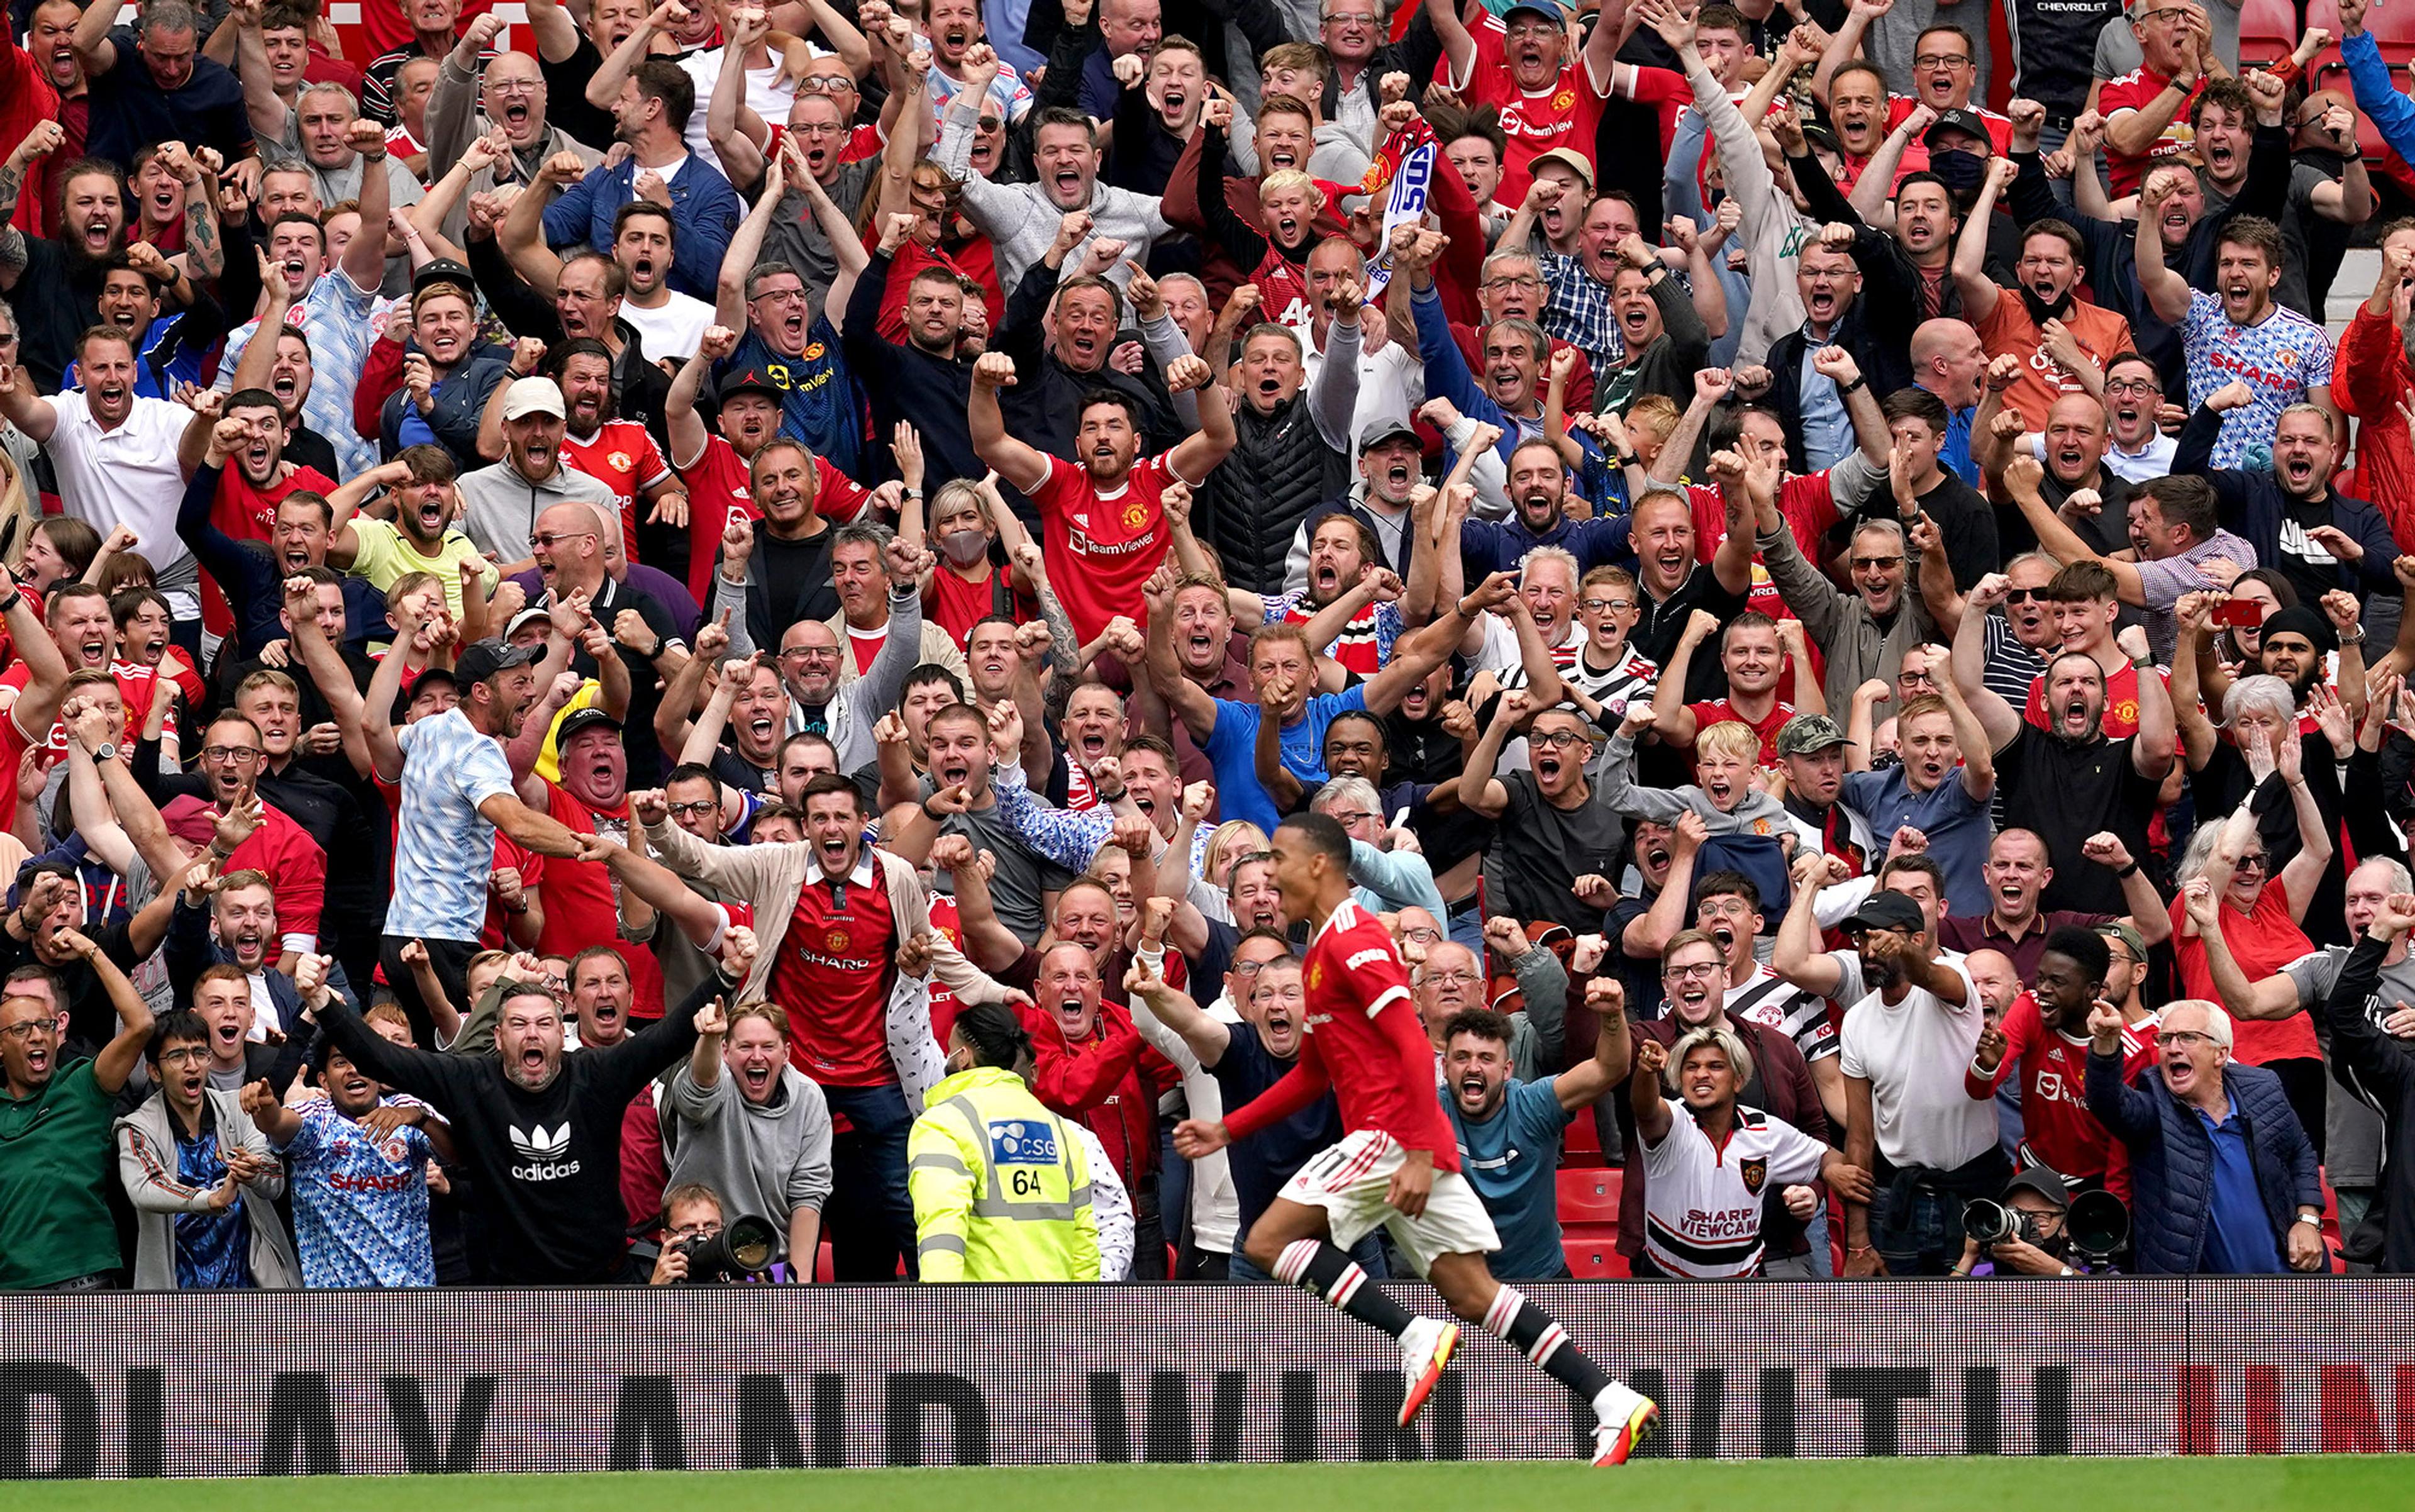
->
[91, 742, 118, 764]
[2295, 1212, 2323, 1228]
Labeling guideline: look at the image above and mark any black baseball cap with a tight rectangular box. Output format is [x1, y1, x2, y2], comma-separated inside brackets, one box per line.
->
[556, 706, 623, 747]
[411, 258, 478, 299]
[2003, 1164, 2072, 1213]
[455, 636, 540, 685]
[718, 367, 784, 405]
[1841, 891, 1925, 935]
[1924, 109, 1992, 150]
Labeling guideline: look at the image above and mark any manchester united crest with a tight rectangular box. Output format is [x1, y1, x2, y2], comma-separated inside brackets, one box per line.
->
[1121, 502, 1146, 532]
[1739, 1157, 1767, 1194]
[825, 928, 850, 953]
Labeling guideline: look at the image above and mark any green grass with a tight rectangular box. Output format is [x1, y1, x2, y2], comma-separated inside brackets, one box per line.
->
[0, 1458, 2399, 1511]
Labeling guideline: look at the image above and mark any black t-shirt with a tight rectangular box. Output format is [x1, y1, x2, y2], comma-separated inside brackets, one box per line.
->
[753, 528, 841, 645]
[1485, 770, 1627, 934]
[535, 35, 618, 157]
[86, 27, 253, 170]
[2006, 0, 2124, 116]
[1210, 1026, 1343, 1233]
[284, 425, 341, 481]
[1994, 725, 2165, 914]
[1909, 473, 2000, 592]
[1633, 565, 1752, 703]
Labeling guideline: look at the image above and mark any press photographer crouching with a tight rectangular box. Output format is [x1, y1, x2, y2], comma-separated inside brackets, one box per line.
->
[1949, 1164, 2131, 1276]
[649, 1182, 785, 1284]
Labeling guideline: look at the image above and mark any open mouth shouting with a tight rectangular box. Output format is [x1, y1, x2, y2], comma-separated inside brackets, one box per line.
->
[1055, 992, 1087, 1034]
[738, 1055, 774, 1099]
[77, 211, 115, 257]
[1619, 301, 1652, 342]
[1670, 970, 1713, 1019]
[2158, 197, 2192, 239]
[503, 97, 531, 131]
[2279, 448, 2316, 491]
[1533, 744, 1567, 786]
[213, 1014, 246, 1060]
[2058, 692, 2092, 736]
[73, 628, 111, 669]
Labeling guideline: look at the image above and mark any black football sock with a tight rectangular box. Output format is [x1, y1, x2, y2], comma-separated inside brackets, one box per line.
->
[1273, 1238, 1418, 1338]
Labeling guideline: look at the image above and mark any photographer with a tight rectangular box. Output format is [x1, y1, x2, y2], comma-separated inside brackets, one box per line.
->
[1947, 1165, 2111, 1277]
[663, 999, 833, 1278]
[648, 1183, 783, 1284]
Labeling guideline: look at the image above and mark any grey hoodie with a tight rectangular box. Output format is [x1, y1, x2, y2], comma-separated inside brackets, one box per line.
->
[663, 1055, 834, 1258]
[114, 1087, 300, 1291]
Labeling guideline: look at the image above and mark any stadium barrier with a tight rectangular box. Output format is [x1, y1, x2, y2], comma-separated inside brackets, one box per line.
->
[2, 1279, 2408, 1475]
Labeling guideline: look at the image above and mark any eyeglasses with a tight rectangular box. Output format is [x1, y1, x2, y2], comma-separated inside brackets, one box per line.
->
[750, 286, 809, 303]
[1482, 275, 1542, 291]
[2004, 587, 2040, 604]
[1504, 19, 1560, 37]
[1900, 669, 1938, 686]
[1581, 598, 1636, 614]
[1424, 967, 1482, 986]
[2156, 1029, 2216, 1049]
[667, 1220, 723, 1241]
[788, 121, 844, 137]
[1913, 52, 1972, 67]
[2235, 853, 2269, 873]
[0, 1020, 55, 1041]
[1851, 555, 1904, 570]
[1400, 925, 1443, 944]
[487, 78, 539, 96]
[1231, 959, 1275, 978]
[201, 745, 263, 763]
[2102, 948, 2138, 967]
[1323, 10, 1379, 25]
[1331, 810, 1378, 827]
[1531, 730, 1592, 750]
[531, 530, 594, 548]
[796, 75, 857, 94]
[1662, 961, 1723, 981]
[155, 1045, 211, 1066]
[977, 115, 1003, 131]
[667, 799, 718, 818]
[2104, 377, 2162, 396]
[781, 645, 838, 662]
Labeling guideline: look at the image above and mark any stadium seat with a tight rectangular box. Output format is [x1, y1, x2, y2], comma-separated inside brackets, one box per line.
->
[1557, 1167, 1623, 1223]
[1562, 1227, 1632, 1278]
[1563, 1113, 1607, 1168]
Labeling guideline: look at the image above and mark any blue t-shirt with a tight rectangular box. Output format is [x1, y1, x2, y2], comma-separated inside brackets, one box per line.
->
[1211, 1028, 1343, 1232]
[2197, 1104, 2285, 1274]
[1204, 686, 1370, 834]
[173, 1119, 253, 1290]
[1841, 764, 1991, 914]
[1448, 1077, 1572, 1281]
[719, 320, 862, 481]
[280, 1099, 435, 1288]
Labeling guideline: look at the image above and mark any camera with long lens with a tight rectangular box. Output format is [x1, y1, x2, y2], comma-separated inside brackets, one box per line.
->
[2067, 1189, 2129, 1264]
[673, 1213, 779, 1281]
[1963, 1198, 2035, 1246]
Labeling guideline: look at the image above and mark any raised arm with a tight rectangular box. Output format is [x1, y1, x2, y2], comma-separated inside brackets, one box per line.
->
[1951, 157, 2014, 323]
[2133, 174, 2196, 326]
[1951, 574, 2024, 751]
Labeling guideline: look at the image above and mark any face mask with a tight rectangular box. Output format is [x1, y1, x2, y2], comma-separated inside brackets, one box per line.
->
[937, 528, 990, 567]
[1928, 148, 1986, 198]
[2019, 284, 2073, 327]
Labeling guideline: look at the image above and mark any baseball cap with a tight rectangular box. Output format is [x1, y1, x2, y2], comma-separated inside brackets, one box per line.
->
[1775, 712, 1855, 757]
[1529, 146, 1596, 189]
[505, 607, 552, 642]
[1840, 891, 1925, 935]
[1503, 0, 1570, 18]
[1358, 418, 1421, 452]
[556, 706, 623, 747]
[2002, 1164, 2072, 1213]
[410, 257, 477, 300]
[500, 376, 566, 422]
[718, 367, 784, 406]
[455, 636, 540, 685]
[2096, 920, 2147, 964]
[1924, 108, 1992, 150]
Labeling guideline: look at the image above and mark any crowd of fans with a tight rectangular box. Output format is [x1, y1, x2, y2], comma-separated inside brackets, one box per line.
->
[0, 0, 2412, 1292]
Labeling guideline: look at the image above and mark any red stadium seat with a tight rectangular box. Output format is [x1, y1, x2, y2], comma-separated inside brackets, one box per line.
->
[1557, 1167, 1623, 1223]
[1563, 1113, 1606, 1168]
[1562, 1227, 1632, 1278]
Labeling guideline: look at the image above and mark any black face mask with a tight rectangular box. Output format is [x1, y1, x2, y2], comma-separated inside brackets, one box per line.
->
[1928, 147, 1987, 199]
[2019, 284, 2073, 326]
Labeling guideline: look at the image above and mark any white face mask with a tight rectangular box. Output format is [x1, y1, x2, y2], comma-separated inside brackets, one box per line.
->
[937, 528, 990, 567]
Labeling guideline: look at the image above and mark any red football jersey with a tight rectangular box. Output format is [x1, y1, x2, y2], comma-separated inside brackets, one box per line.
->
[1228, 898, 1460, 1169]
[1966, 991, 2155, 1192]
[1029, 453, 1184, 645]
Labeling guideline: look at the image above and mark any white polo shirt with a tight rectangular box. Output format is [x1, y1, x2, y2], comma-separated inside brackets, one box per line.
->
[38, 393, 199, 610]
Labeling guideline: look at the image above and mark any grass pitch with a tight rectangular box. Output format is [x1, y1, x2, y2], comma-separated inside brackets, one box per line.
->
[0, 1457, 2396, 1511]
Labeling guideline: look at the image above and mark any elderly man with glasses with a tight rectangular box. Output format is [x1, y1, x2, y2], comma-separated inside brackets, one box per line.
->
[1410, 914, 1564, 1086]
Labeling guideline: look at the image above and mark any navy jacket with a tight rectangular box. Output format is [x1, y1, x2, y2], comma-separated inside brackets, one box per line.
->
[2175, 403, 2401, 601]
[2085, 1045, 2321, 1275]
[541, 156, 741, 303]
[377, 344, 511, 470]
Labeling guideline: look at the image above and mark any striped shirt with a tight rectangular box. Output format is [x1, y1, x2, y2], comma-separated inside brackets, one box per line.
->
[389, 708, 519, 940]
[1724, 965, 1838, 1063]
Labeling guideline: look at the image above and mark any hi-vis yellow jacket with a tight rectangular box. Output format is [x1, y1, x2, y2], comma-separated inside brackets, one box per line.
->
[908, 1066, 1101, 1282]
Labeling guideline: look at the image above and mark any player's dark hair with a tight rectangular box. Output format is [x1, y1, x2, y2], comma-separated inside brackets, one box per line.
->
[798, 772, 863, 814]
[1692, 870, 1761, 914]
[145, 1010, 211, 1064]
[1275, 811, 1352, 869]
[2043, 926, 2111, 982]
